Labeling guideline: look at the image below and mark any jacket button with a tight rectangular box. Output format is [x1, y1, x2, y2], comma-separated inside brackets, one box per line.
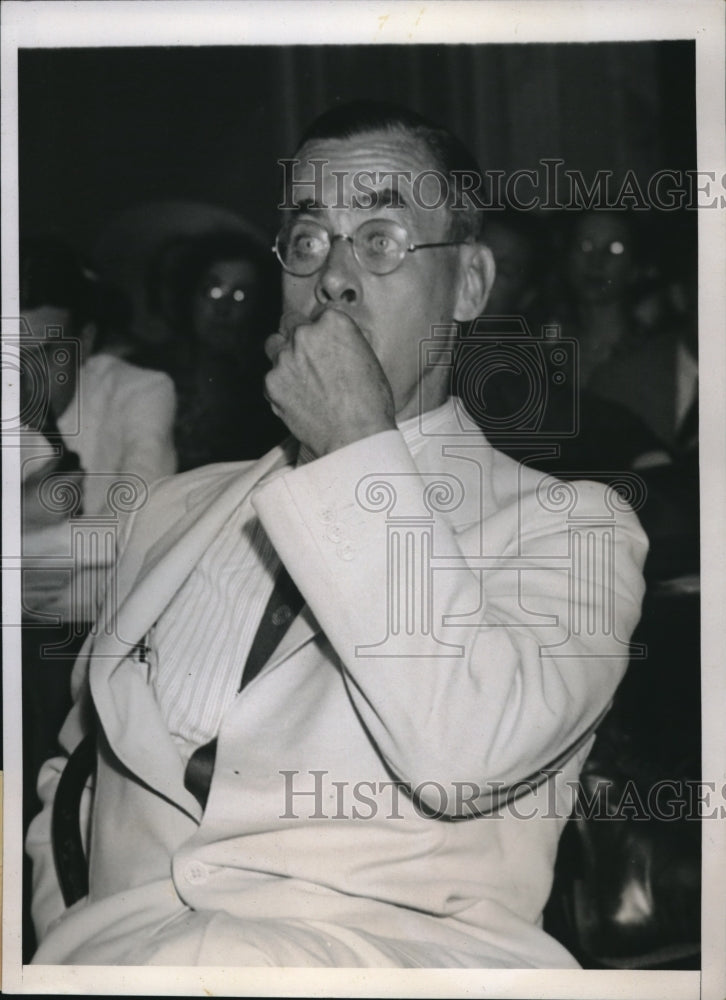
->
[325, 524, 343, 544]
[318, 506, 336, 524]
[183, 860, 209, 885]
[271, 604, 293, 626]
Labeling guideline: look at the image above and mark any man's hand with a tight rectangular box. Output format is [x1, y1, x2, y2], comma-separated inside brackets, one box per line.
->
[264, 308, 396, 458]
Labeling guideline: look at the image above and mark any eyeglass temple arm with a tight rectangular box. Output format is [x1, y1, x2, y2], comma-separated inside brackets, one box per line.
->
[407, 239, 469, 252]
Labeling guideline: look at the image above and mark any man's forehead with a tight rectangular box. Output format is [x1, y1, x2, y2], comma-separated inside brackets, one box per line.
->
[284, 130, 452, 236]
[292, 129, 437, 186]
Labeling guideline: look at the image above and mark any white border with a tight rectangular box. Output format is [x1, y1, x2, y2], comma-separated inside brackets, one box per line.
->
[2, 1, 724, 997]
[0, 0, 715, 47]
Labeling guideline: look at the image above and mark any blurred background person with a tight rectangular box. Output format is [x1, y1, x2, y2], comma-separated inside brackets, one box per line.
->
[553, 210, 650, 386]
[479, 209, 547, 325]
[19, 236, 177, 827]
[545, 210, 698, 465]
[586, 237, 698, 464]
[544, 209, 698, 578]
[143, 230, 284, 470]
[455, 210, 664, 479]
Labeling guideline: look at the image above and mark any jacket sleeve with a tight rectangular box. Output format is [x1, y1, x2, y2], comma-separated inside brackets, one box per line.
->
[252, 429, 648, 812]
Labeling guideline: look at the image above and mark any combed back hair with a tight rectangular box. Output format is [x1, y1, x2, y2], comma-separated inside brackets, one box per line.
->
[296, 100, 487, 242]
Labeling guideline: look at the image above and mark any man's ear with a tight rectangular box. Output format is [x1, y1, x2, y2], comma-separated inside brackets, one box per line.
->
[453, 243, 495, 322]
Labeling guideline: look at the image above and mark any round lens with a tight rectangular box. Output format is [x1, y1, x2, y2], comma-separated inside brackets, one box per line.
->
[355, 220, 407, 274]
[278, 220, 329, 275]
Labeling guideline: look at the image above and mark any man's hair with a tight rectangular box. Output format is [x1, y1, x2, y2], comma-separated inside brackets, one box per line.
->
[296, 100, 487, 242]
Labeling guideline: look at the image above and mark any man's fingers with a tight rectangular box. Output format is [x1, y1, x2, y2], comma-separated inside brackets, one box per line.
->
[279, 309, 310, 338]
[264, 332, 288, 363]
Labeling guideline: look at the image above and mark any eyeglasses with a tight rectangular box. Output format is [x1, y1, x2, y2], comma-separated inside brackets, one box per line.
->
[273, 217, 468, 277]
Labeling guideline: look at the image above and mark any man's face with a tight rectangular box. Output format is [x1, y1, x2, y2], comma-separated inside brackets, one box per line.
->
[280, 130, 469, 419]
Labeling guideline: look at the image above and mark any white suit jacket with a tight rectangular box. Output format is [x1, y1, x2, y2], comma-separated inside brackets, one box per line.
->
[28, 403, 648, 967]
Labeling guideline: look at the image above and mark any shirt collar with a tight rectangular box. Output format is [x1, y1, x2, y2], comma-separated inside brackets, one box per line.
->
[397, 397, 457, 456]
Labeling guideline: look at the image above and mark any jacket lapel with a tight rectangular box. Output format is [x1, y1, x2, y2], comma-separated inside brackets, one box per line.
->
[89, 444, 294, 816]
[99, 444, 293, 656]
[87, 416, 494, 813]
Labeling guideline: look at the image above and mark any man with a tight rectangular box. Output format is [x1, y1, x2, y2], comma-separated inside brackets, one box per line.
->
[27, 102, 647, 968]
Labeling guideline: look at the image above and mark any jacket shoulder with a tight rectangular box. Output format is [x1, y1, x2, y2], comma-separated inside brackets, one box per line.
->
[86, 353, 175, 396]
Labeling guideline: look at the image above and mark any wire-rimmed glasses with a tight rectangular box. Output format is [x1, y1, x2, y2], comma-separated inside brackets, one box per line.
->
[273, 217, 468, 277]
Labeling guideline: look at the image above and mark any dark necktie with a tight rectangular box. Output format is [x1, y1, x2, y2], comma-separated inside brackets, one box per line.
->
[183, 559, 305, 809]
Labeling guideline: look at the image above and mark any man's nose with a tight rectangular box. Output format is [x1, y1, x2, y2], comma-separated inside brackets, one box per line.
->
[315, 235, 361, 306]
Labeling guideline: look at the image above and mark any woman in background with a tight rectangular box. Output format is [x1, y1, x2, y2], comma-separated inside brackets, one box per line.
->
[145, 230, 284, 471]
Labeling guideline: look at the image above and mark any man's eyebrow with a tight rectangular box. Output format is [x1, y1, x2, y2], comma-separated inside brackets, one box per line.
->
[363, 186, 410, 211]
[287, 187, 411, 214]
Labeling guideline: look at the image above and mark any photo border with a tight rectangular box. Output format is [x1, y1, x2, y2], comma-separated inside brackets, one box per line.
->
[2, 2, 724, 997]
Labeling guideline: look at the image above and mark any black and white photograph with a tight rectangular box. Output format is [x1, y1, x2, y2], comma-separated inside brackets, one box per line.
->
[2, 1, 724, 996]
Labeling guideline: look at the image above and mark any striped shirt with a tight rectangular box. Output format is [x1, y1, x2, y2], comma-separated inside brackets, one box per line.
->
[151, 400, 457, 761]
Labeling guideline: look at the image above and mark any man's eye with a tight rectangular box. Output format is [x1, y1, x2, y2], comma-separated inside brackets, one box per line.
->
[290, 229, 326, 258]
[363, 230, 399, 256]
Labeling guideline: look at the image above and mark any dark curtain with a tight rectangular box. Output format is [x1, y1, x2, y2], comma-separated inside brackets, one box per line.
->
[19, 41, 693, 248]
